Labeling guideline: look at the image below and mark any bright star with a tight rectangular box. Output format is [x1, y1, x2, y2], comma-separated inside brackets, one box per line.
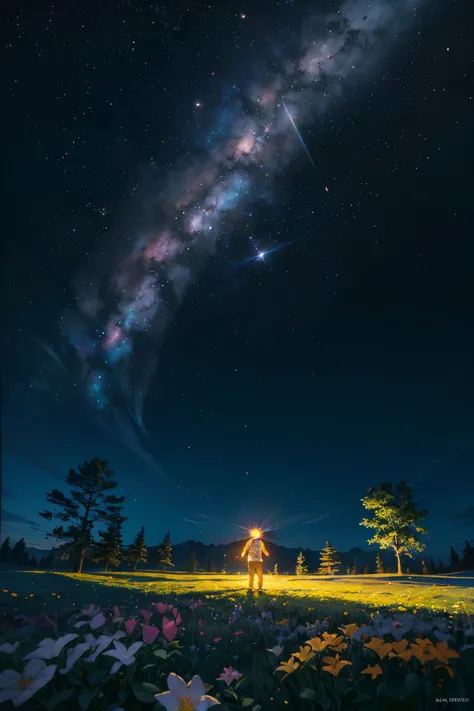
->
[258, 252, 265, 259]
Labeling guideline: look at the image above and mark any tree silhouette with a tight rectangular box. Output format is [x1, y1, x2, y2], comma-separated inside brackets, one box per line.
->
[430, 558, 436, 574]
[39, 458, 124, 574]
[273, 562, 279, 575]
[127, 526, 148, 571]
[0, 537, 11, 563]
[11, 538, 27, 566]
[462, 540, 474, 569]
[318, 540, 341, 575]
[375, 552, 384, 573]
[360, 481, 428, 575]
[188, 550, 198, 572]
[92, 511, 127, 571]
[449, 546, 461, 572]
[156, 531, 173, 571]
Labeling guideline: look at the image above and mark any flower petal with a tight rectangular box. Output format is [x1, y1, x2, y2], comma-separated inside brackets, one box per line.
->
[168, 673, 189, 699]
[0, 669, 22, 687]
[23, 659, 47, 678]
[196, 696, 220, 710]
[189, 675, 206, 703]
[154, 691, 179, 711]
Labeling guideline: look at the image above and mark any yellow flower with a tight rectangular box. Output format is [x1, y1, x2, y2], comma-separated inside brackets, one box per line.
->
[409, 643, 435, 665]
[361, 664, 383, 680]
[306, 637, 331, 653]
[338, 624, 359, 638]
[321, 654, 352, 677]
[398, 606, 407, 612]
[278, 618, 288, 625]
[328, 635, 344, 647]
[429, 642, 460, 666]
[276, 658, 300, 675]
[331, 641, 348, 652]
[292, 646, 315, 664]
[434, 663, 454, 678]
[322, 632, 338, 643]
[343, 611, 349, 616]
[363, 638, 393, 660]
[391, 640, 409, 655]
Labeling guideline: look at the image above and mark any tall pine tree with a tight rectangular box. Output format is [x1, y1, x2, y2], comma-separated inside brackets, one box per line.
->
[462, 540, 474, 569]
[449, 546, 461, 572]
[39, 458, 124, 574]
[127, 526, 148, 571]
[0, 537, 11, 563]
[156, 531, 173, 571]
[318, 540, 341, 575]
[295, 551, 308, 575]
[92, 512, 127, 571]
[11, 538, 27, 565]
[430, 558, 437, 574]
[375, 552, 384, 573]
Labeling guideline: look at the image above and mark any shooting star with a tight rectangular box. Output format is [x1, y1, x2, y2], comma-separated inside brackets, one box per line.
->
[282, 101, 316, 170]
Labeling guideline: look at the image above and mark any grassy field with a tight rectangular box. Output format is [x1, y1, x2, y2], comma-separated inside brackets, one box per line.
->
[2, 568, 474, 617]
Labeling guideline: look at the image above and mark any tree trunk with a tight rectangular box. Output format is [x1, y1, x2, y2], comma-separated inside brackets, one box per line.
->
[104, 564, 109, 573]
[395, 551, 402, 575]
[74, 547, 86, 574]
[134, 560, 137, 571]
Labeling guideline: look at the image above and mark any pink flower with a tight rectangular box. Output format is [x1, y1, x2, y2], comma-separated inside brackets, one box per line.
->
[125, 618, 137, 636]
[141, 609, 153, 624]
[213, 637, 222, 644]
[200, 631, 205, 636]
[172, 608, 182, 625]
[142, 625, 160, 644]
[217, 666, 243, 686]
[162, 618, 178, 642]
[113, 606, 121, 619]
[153, 602, 173, 615]
[189, 600, 204, 611]
[81, 604, 98, 617]
[234, 631, 243, 637]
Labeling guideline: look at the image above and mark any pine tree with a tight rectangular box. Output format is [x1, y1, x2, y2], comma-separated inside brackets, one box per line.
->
[317, 540, 341, 575]
[346, 565, 351, 575]
[421, 559, 428, 574]
[352, 559, 358, 575]
[438, 560, 444, 573]
[92, 512, 126, 571]
[273, 563, 279, 575]
[360, 481, 428, 575]
[30, 556, 37, 567]
[363, 564, 369, 574]
[39, 458, 124, 574]
[127, 526, 148, 571]
[375, 552, 384, 573]
[462, 540, 474, 569]
[0, 537, 12, 563]
[156, 531, 173, 571]
[207, 558, 213, 573]
[449, 546, 461, 572]
[188, 550, 198, 572]
[295, 551, 308, 575]
[430, 558, 436, 574]
[11, 538, 27, 565]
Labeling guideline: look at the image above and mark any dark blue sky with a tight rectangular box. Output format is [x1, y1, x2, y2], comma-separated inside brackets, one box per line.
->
[3, 0, 473, 563]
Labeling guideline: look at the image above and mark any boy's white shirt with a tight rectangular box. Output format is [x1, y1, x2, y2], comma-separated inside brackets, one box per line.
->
[248, 538, 263, 562]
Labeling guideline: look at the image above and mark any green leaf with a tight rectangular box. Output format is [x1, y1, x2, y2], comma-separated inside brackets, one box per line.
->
[167, 649, 182, 658]
[204, 683, 215, 692]
[153, 649, 167, 660]
[242, 698, 255, 707]
[225, 686, 238, 699]
[131, 682, 158, 704]
[47, 689, 74, 710]
[300, 688, 318, 700]
[143, 663, 157, 670]
[235, 676, 247, 691]
[78, 689, 100, 711]
[126, 661, 138, 683]
[88, 669, 109, 686]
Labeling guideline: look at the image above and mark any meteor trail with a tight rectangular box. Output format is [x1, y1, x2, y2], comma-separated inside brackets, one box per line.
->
[282, 101, 316, 170]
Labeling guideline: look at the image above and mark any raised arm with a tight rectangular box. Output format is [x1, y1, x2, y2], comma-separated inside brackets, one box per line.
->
[261, 541, 270, 557]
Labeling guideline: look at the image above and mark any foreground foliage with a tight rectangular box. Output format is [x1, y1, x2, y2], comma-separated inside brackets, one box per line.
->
[1, 577, 474, 710]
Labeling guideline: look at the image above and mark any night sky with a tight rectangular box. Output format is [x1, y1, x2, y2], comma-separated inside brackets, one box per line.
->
[3, 0, 473, 562]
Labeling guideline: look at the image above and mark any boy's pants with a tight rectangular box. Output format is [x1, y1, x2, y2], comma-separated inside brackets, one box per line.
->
[248, 561, 263, 590]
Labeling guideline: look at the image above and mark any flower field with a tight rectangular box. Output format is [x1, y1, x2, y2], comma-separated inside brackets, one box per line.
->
[1, 570, 473, 710]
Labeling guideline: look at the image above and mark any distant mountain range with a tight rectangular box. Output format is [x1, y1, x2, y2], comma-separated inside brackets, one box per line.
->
[24, 539, 429, 574]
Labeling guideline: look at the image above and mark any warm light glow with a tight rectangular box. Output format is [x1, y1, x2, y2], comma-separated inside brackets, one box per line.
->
[250, 528, 261, 539]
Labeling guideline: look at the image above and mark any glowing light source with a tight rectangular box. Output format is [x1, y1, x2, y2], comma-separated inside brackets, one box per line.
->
[250, 528, 261, 539]
[258, 252, 265, 260]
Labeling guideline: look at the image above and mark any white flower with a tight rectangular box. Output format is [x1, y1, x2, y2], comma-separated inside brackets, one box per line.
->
[103, 640, 143, 675]
[433, 630, 454, 643]
[60, 642, 90, 674]
[84, 634, 114, 663]
[23, 634, 78, 661]
[0, 642, 19, 654]
[155, 674, 220, 710]
[266, 645, 284, 657]
[90, 612, 106, 630]
[0, 659, 56, 707]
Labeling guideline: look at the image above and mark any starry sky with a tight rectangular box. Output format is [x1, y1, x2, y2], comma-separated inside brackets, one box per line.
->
[3, 0, 473, 562]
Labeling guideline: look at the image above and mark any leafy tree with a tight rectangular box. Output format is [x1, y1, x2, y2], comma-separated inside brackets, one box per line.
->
[0, 537, 11, 563]
[39, 458, 124, 574]
[295, 551, 308, 575]
[449, 546, 461, 572]
[318, 540, 341, 575]
[375, 552, 384, 573]
[273, 563, 279, 575]
[11, 538, 27, 565]
[462, 540, 474, 569]
[421, 559, 428, 574]
[127, 526, 148, 571]
[188, 550, 198, 572]
[430, 558, 436, 574]
[156, 531, 173, 571]
[92, 511, 127, 571]
[360, 481, 428, 575]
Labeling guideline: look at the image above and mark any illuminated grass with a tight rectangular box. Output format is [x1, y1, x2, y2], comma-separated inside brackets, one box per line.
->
[2, 570, 474, 615]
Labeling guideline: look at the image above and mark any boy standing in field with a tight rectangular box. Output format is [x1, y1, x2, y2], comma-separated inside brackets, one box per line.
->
[241, 529, 269, 591]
